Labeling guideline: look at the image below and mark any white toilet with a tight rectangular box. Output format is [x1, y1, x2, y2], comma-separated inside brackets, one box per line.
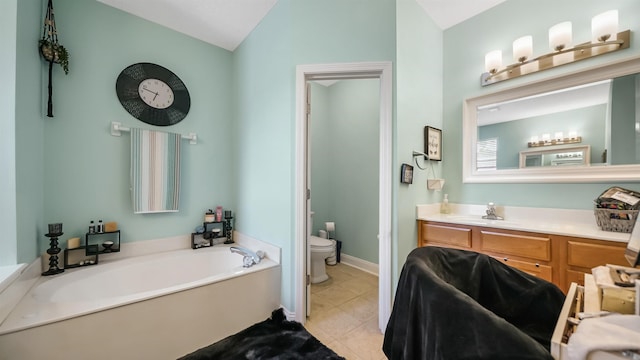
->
[310, 235, 337, 284]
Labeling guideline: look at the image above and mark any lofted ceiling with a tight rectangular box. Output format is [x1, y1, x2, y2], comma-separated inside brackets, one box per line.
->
[97, 0, 507, 51]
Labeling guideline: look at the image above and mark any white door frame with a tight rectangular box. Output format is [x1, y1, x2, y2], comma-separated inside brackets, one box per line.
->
[294, 61, 393, 332]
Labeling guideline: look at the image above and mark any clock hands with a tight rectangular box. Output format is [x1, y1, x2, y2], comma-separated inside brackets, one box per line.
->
[141, 86, 159, 97]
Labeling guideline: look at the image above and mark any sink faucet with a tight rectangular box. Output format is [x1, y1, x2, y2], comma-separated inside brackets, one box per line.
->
[230, 246, 265, 267]
[482, 202, 504, 220]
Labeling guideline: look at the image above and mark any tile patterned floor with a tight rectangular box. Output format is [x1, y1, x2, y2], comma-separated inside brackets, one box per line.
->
[305, 263, 386, 360]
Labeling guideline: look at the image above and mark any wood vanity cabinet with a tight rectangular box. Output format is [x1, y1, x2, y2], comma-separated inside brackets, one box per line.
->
[417, 220, 628, 293]
[562, 236, 628, 290]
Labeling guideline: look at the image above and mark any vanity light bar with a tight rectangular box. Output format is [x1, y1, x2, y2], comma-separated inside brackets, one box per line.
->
[110, 121, 197, 145]
[482, 30, 630, 87]
[527, 136, 582, 148]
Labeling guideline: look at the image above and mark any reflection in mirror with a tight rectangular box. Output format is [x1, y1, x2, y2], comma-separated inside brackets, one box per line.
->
[463, 56, 640, 183]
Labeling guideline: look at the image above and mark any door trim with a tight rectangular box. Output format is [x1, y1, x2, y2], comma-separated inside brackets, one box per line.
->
[294, 61, 393, 332]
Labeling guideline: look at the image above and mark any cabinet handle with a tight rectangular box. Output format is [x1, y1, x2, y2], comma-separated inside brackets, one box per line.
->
[503, 257, 508, 262]
[535, 263, 540, 267]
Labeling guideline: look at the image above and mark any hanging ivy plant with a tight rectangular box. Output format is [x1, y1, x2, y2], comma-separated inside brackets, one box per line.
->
[39, 39, 69, 75]
[39, 0, 69, 117]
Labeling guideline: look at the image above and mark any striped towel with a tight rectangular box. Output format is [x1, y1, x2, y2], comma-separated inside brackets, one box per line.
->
[130, 128, 181, 213]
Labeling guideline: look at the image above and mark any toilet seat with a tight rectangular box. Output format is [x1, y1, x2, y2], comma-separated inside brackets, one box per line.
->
[310, 236, 333, 248]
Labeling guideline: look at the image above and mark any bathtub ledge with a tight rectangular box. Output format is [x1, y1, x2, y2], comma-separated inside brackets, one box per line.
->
[0, 261, 40, 328]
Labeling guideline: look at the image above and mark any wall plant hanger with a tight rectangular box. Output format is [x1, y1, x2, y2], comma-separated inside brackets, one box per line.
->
[39, 0, 69, 117]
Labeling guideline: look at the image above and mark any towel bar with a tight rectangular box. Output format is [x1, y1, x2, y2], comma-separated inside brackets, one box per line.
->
[110, 121, 197, 144]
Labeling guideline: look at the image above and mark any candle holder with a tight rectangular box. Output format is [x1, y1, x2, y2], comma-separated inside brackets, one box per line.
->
[42, 223, 65, 276]
[224, 212, 234, 244]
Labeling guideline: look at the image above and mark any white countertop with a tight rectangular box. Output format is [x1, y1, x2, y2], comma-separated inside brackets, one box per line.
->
[417, 204, 631, 243]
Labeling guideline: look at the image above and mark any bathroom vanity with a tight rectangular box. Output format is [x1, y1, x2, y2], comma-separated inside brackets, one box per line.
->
[417, 216, 628, 293]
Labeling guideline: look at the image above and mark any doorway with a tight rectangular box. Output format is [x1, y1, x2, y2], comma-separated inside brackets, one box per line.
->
[294, 62, 393, 333]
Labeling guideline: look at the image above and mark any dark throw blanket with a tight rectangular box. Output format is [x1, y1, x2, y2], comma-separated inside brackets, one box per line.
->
[383, 246, 565, 360]
[179, 308, 345, 360]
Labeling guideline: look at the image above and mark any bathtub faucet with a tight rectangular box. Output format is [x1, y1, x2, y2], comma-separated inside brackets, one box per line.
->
[230, 246, 265, 267]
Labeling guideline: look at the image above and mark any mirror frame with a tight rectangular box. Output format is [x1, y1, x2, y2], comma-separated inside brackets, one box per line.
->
[463, 56, 640, 183]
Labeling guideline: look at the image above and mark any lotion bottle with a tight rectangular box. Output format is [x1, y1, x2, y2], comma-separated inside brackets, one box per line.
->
[440, 194, 450, 214]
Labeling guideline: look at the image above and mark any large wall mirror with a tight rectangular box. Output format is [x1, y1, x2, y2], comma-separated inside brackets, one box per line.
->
[463, 56, 640, 183]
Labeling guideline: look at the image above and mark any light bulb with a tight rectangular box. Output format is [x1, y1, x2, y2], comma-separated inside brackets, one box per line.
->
[549, 22, 572, 51]
[513, 36, 533, 62]
[592, 10, 618, 43]
[485, 50, 502, 74]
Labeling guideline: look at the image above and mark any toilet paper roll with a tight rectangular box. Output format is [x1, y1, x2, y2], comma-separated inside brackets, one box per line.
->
[318, 230, 328, 239]
[325, 222, 335, 232]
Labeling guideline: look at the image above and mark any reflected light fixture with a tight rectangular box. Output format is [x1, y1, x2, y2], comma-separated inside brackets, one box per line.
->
[482, 10, 629, 86]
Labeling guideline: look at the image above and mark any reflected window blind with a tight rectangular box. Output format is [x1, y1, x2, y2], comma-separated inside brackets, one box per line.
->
[477, 138, 497, 170]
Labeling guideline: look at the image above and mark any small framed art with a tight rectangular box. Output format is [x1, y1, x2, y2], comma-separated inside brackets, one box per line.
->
[425, 126, 442, 161]
[401, 163, 414, 184]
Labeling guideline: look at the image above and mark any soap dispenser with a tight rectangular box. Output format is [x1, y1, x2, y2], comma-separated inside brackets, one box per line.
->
[440, 194, 450, 214]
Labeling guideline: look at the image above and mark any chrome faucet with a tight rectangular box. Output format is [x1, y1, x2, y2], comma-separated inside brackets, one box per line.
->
[482, 202, 503, 220]
[230, 246, 265, 267]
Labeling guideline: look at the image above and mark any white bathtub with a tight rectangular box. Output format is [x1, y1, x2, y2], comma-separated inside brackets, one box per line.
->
[0, 244, 281, 360]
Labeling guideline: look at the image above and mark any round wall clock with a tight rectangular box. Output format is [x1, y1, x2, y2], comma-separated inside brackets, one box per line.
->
[116, 62, 190, 126]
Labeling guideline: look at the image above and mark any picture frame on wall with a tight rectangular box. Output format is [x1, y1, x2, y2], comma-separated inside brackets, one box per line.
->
[401, 163, 414, 184]
[425, 126, 442, 161]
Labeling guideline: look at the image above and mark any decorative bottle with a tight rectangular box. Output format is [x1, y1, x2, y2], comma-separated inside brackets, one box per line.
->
[97, 220, 104, 233]
[89, 220, 96, 234]
[440, 194, 450, 214]
[216, 206, 223, 222]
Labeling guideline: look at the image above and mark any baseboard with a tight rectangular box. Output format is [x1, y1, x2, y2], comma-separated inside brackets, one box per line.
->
[280, 305, 295, 321]
[339, 254, 378, 276]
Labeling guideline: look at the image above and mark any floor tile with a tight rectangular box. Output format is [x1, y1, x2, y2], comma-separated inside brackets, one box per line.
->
[307, 263, 385, 360]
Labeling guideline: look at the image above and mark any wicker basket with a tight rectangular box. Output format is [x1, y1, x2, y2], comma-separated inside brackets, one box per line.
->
[594, 208, 639, 233]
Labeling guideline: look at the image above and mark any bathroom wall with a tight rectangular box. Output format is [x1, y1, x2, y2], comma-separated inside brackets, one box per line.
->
[395, 0, 444, 280]
[0, 0, 46, 266]
[310, 79, 380, 265]
[0, 0, 19, 265]
[234, 0, 395, 311]
[443, 0, 640, 209]
[33, 1, 235, 256]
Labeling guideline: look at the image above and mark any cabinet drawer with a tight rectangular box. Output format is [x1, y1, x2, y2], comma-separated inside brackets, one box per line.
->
[567, 241, 626, 269]
[492, 256, 553, 282]
[480, 231, 550, 261]
[422, 223, 472, 249]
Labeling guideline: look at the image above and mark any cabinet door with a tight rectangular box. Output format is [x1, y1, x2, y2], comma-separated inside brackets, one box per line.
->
[565, 240, 627, 290]
[421, 223, 472, 249]
[567, 241, 627, 269]
[492, 256, 553, 282]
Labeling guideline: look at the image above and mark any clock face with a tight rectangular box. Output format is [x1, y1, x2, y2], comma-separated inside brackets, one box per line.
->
[138, 79, 174, 109]
[116, 63, 190, 126]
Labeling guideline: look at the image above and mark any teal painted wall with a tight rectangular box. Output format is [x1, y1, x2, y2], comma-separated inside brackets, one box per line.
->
[235, 0, 395, 310]
[16, 0, 44, 264]
[232, 0, 295, 308]
[443, 0, 640, 209]
[292, 0, 396, 64]
[35, 1, 235, 254]
[310, 79, 380, 264]
[395, 0, 443, 279]
[0, 0, 19, 265]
